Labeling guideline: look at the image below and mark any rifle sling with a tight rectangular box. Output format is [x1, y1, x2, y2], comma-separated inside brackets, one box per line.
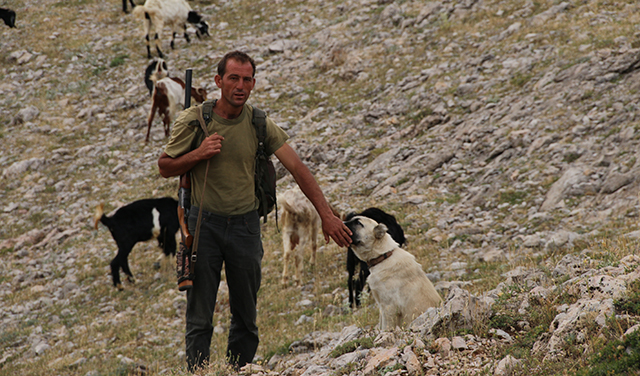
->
[191, 105, 212, 266]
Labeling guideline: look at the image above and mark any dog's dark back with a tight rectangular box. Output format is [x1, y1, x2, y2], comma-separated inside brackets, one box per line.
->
[345, 207, 405, 307]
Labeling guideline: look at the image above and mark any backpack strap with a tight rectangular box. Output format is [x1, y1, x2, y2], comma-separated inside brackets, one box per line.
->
[252, 106, 278, 228]
[202, 99, 217, 124]
[190, 99, 217, 151]
[252, 106, 267, 154]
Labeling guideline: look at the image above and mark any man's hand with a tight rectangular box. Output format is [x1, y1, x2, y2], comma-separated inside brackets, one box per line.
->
[322, 214, 352, 248]
[158, 133, 225, 178]
[198, 133, 224, 159]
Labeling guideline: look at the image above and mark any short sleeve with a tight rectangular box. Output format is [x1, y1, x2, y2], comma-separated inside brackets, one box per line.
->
[164, 106, 201, 158]
[264, 117, 290, 155]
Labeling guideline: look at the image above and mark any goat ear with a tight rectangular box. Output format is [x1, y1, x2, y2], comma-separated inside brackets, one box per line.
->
[374, 223, 388, 240]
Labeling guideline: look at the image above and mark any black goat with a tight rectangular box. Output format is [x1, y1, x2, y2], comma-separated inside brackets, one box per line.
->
[123, 0, 136, 13]
[1, 8, 16, 28]
[344, 208, 406, 308]
[94, 197, 179, 290]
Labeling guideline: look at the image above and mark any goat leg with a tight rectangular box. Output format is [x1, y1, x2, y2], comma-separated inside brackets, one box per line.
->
[145, 34, 152, 59]
[162, 111, 171, 137]
[146, 101, 157, 143]
[154, 33, 163, 58]
[281, 234, 293, 285]
[121, 260, 135, 285]
[183, 24, 191, 43]
[110, 258, 124, 291]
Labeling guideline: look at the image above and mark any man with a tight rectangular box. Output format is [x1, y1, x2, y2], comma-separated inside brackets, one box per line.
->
[157, 50, 351, 372]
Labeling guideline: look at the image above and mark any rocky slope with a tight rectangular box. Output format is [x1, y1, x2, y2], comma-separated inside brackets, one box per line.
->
[2, 0, 640, 375]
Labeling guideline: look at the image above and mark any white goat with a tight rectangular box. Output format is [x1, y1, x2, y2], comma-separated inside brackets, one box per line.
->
[146, 76, 207, 142]
[278, 187, 322, 286]
[133, 0, 209, 59]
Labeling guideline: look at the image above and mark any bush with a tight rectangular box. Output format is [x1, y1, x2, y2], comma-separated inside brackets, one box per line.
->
[578, 330, 640, 376]
[614, 279, 640, 315]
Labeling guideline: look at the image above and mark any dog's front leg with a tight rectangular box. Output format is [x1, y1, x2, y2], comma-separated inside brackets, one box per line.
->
[378, 305, 389, 331]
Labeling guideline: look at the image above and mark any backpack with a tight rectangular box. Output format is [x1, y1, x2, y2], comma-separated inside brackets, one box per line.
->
[200, 100, 278, 223]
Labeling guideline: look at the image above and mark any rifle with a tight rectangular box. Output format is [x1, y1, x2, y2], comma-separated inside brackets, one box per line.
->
[177, 68, 194, 291]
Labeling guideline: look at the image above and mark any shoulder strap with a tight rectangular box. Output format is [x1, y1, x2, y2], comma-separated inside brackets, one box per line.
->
[252, 106, 267, 153]
[190, 99, 217, 151]
[190, 104, 214, 267]
[202, 99, 217, 124]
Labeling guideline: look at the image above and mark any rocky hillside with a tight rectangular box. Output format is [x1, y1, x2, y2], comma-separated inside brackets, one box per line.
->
[2, 0, 640, 375]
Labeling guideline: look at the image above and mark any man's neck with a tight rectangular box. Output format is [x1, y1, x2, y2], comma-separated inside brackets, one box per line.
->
[213, 101, 243, 120]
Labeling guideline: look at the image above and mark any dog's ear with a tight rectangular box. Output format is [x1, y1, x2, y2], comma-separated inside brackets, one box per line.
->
[374, 223, 388, 240]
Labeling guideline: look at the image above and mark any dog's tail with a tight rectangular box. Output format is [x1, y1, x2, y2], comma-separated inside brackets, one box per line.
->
[94, 203, 105, 230]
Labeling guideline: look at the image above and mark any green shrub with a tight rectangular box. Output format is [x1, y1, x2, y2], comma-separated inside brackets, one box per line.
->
[614, 279, 640, 315]
[578, 330, 640, 376]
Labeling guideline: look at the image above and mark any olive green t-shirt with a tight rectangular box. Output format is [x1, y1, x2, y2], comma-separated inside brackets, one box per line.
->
[165, 103, 289, 215]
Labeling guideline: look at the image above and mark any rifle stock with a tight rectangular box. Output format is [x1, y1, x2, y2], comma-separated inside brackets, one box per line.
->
[178, 174, 193, 247]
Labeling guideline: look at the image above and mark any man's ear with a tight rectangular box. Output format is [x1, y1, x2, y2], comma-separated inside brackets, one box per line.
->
[374, 223, 388, 240]
[214, 74, 222, 88]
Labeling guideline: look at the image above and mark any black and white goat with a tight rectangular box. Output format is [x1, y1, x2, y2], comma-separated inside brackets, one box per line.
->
[1, 8, 16, 28]
[132, 0, 210, 59]
[122, 0, 136, 14]
[344, 208, 406, 308]
[144, 58, 168, 96]
[94, 197, 180, 290]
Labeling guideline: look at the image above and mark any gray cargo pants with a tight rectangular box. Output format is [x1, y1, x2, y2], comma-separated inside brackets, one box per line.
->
[185, 208, 262, 372]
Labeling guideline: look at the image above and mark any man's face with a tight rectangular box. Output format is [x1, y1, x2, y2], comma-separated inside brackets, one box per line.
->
[216, 59, 255, 108]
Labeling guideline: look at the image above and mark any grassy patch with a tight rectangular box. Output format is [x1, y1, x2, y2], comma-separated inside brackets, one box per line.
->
[498, 189, 528, 205]
[109, 54, 129, 68]
[510, 72, 533, 88]
[577, 330, 640, 376]
[329, 337, 374, 358]
[614, 278, 640, 315]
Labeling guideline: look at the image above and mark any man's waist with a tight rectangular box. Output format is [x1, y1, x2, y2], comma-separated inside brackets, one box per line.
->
[190, 206, 257, 221]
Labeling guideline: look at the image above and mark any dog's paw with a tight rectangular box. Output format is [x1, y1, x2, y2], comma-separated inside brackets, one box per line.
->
[116, 283, 124, 291]
[126, 276, 135, 284]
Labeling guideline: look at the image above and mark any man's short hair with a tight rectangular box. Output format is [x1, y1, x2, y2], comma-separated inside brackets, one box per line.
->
[218, 51, 256, 78]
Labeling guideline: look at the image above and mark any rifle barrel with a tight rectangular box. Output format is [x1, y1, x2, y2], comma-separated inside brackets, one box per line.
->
[184, 68, 193, 109]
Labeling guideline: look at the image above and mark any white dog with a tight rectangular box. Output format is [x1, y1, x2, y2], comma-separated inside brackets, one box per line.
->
[278, 187, 322, 286]
[345, 216, 442, 330]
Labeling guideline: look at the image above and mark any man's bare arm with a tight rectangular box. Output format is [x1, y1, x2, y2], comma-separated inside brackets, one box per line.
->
[274, 143, 351, 247]
[158, 133, 224, 178]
